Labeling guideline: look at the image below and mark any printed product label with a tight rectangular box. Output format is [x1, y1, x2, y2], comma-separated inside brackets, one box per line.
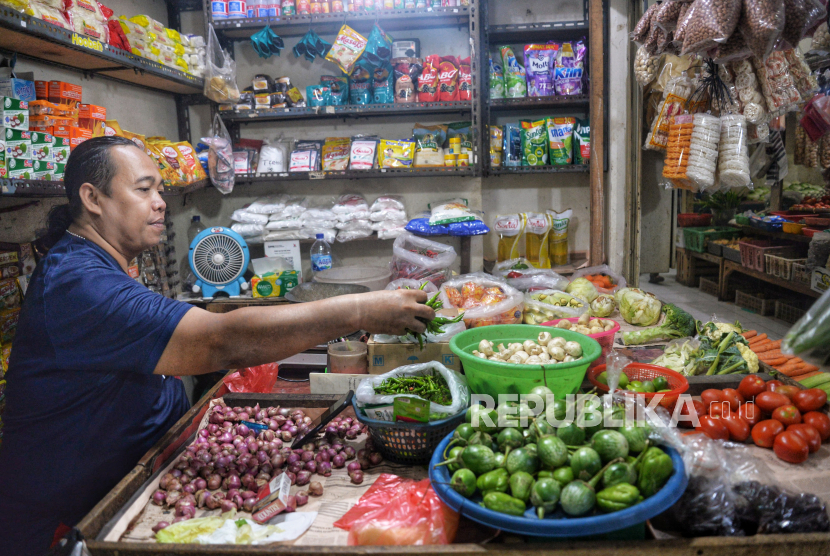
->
[311, 254, 332, 272]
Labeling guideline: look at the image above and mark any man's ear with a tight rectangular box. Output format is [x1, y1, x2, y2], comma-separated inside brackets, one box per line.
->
[78, 183, 103, 217]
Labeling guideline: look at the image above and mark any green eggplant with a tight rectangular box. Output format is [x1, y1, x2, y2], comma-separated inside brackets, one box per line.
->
[436, 443, 495, 476]
[452, 423, 475, 445]
[602, 443, 649, 489]
[494, 452, 507, 469]
[619, 424, 649, 453]
[466, 405, 499, 433]
[560, 458, 623, 516]
[509, 471, 536, 503]
[553, 466, 575, 488]
[556, 422, 585, 446]
[537, 436, 569, 469]
[497, 427, 525, 453]
[450, 469, 477, 498]
[590, 430, 630, 463]
[570, 447, 601, 481]
[476, 468, 509, 495]
[530, 477, 561, 519]
[506, 447, 540, 475]
[446, 446, 465, 472]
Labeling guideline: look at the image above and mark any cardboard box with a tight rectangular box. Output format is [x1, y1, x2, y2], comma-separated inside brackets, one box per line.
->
[35, 81, 49, 100]
[309, 372, 369, 395]
[4, 158, 33, 179]
[79, 103, 106, 120]
[33, 161, 56, 180]
[0, 79, 35, 102]
[54, 162, 66, 180]
[52, 137, 70, 164]
[2, 97, 28, 130]
[79, 119, 106, 137]
[4, 129, 31, 160]
[367, 336, 461, 374]
[812, 267, 830, 294]
[251, 270, 299, 298]
[69, 126, 92, 149]
[30, 131, 53, 162]
[47, 81, 82, 108]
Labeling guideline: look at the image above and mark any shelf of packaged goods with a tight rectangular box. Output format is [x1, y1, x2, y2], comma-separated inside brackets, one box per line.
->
[733, 224, 814, 244]
[0, 7, 203, 94]
[220, 101, 472, 123]
[487, 21, 589, 42]
[162, 179, 211, 196]
[487, 165, 589, 175]
[489, 95, 590, 111]
[211, 6, 471, 39]
[235, 167, 476, 182]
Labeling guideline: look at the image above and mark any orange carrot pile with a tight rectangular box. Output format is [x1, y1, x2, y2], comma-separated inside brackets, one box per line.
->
[742, 329, 821, 378]
[584, 274, 615, 290]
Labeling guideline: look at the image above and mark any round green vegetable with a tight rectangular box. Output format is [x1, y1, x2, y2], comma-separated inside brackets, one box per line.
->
[537, 436, 569, 469]
[451, 469, 477, 497]
[553, 466, 575, 487]
[571, 447, 601, 481]
[619, 424, 648, 453]
[530, 478, 561, 519]
[652, 376, 669, 391]
[556, 422, 585, 446]
[591, 430, 629, 463]
[642, 381, 655, 393]
[447, 446, 465, 472]
[461, 444, 496, 475]
[467, 405, 499, 433]
[494, 452, 506, 468]
[601, 461, 637, 489]
[497, 428, 524, 452]
[528, 385, 554, 398]
[509, 471, 536, 503]
[618, 373, 630, 388]
[453, 423, 475, 444]
[506, 447, 540, 475]
[559, 458, 623, 516]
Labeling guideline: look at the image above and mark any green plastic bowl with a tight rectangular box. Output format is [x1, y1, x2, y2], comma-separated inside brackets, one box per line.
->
[449, 324, 602, 399]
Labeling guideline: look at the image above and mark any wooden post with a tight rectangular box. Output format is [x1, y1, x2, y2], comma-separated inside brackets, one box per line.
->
[589, 0, 605, 266]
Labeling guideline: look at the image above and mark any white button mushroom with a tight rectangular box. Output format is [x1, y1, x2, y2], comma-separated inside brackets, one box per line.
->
[548, 346, 566, 361]
[564, 341, 583, 357]
[478, 339, 494, 356]
[563, 355, 575, 362]
[537, 331, 552, 346]
[556, 320, 571, 329]
[538, 351, 551, 361]
[528, 344, 544, 356]
[523, 340, 537, 353]
[526, 355, 543, 364]
[508, 342, 524, 353]
[509, 351, 530, 364]
[551, 336, 567, 348]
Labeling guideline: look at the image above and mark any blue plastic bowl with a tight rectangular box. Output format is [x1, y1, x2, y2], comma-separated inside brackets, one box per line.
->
[429, 432, 687, 537]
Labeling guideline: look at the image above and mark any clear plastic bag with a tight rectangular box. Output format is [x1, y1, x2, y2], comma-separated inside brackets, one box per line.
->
[204, 24, 240, 104]
[779, 0, 827, 49]
[390, 233, 457, 285]
[354, 362, 470, 419]
[336, 227, 373, 242]
[645, 73, 695, 150]
[571, 264, 628, 294]
[506, 272, 570, 293]
[425, 320, 466, 343]
[681, 0, 742, 55]
[439, 275, 524, 328]
[783, 276, 830, 355]
[333, 474, 460, 546]
[632, 3, 660, 43]
[231, 210, 269, 225]
[522, 289, 589, 324]
[370, 194, 405, 212]
[740, 0, 786, 60]
[246, 195, 287, 214]
[205, 113, 234, 195]
[332, 193, 370, 217]
[230, 223, 265, 238]
[654, 0, 685, 33]
[385, 278, 439, 294]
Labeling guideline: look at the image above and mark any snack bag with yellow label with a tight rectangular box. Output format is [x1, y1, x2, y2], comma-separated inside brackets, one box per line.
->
[173, 142, 207, 182]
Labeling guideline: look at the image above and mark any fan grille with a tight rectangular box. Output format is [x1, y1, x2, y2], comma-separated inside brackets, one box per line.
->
[192, 232, 245, 284]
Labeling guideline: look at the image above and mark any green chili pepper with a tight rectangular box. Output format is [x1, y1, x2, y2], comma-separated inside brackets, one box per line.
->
[637, 446, 673, 498]
[596, 483, 641, 513]
[451, 469, 477, 498]
[530, 478, 561, 519]
[509, 471, 536, 503]
[481, 491, 527, 516]
[603, 442, 649, 489]
[476, 468, 509, 495]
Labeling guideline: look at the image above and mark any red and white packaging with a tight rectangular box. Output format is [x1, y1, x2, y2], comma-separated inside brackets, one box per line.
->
[417, 55, 440, 102]
[458, 56, 471, 101]
[63, 0, 109, 42]
[252, 472, 292, 523]
[26, 4, 71, 29]
[289, 150, 317, 172]
[349, 140, 377, 169]
[438, 55, 459, 101]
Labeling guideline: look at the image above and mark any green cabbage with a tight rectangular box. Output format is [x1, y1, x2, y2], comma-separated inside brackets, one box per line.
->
[590, 294, 615, 317]
[615, 287, 662, 326]
[566, 277, 599, 303]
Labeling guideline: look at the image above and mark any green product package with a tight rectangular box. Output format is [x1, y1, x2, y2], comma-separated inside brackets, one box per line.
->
[546, 117, 575, 165]
[574, 118, 590, 165]
[499, 46, 527, 98]
[393, 396, 430, 423]
[521, 119, 548, 166]
[489, 55, 505, 99]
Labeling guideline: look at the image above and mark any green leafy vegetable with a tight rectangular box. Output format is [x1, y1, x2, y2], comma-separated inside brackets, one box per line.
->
[615, 287, 662, 326]
[622, 304, 697, 345]
[566, 277, 599, 303]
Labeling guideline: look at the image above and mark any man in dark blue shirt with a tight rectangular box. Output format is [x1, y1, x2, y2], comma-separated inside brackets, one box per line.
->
[0, 136, 434, 555]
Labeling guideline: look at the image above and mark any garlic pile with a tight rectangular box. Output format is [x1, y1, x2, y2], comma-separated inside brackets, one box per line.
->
[554, 314, 616, 335]
[472, 332, 583, 365]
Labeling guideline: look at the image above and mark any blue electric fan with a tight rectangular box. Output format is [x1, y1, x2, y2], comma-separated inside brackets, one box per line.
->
[188, 227, 250, 298]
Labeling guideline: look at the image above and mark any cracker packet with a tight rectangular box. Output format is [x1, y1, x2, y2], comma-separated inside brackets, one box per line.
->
[500, 46, 527, 98]
[378, 139, 416, 168]
[322, 137, 350, 171]
[521, 119, 548, 166]
[325, 25, 368, 74]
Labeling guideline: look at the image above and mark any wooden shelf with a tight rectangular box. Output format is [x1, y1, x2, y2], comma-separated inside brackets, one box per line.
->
[722, 259, 821, 299]
[732, 225, 813, 244]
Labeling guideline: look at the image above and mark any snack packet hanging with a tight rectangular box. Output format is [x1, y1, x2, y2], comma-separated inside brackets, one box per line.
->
[417, 55, 440, 102]
[554, 40, 586, 95]
[413, 123, 447, 167]
[372, 63, 394, 104]
[349, 138, 378, 169]
[429, 198, 475, 225]
[503, 123, 522, 167]
[357, 24, 393, 70]
[438, 56, 460, 101]
[574, 118, 590, 164]
[546, 117, 575, 164]
[378, 139, 415, 168]
[489, 55, 505, 99]
[349, 66, 372, 105]
[322, 137, 351, 170]
[321, 75, 349, 105]
[458, 57, 472, 101]
[394, 57, 421, 103]
[326, 25, 368, 74]
[524, 43, 558, 96]
[521, 119, 548, 166]
[500, 46, 527, 98]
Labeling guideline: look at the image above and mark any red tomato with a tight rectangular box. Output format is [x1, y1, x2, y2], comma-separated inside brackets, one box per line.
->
[754, 391, 791, 413]
[773, 431, 809, 464]
[772, 405, 802, 426]
[737, 402, 762, 427]
[721, 388, 745, 411]
[700, 389, 724, 412]
[676, 399, 706, 429]
[775, 385, 800, 400]
[766, 380, 784, 392]
[697, 415, 729, 441]
[751, 419, 784, 448]
[802, 412, 830, 441]
[721, 412, 751, 442]
[738, 375, 766, 400]
[787, 424, 822, 453]
[708, 403, 732, 418]
[792, 389, 828, 413]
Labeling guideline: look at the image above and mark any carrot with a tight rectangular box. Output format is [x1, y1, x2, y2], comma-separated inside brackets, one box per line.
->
[758, 350, 794, 361]
[742, 330, 758, 339]
[777, 359, 806, 375]
[754, 340, 781, 354]
[795, 371, 824, 381]
[764, 357, 789, 367]
[748, 333, 768, 345]
[789, 366, 821, 378]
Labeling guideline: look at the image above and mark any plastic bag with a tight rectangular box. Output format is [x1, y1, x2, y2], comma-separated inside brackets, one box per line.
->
[506, 271, 569, 292]
[632, 2, 660, 43]
[230, 223, 265, 238]
[370, 194, 405, 212]
[247, 195, 287, 214]
[571, 264, 627, 294]
[334, 474, 459, 546]
[231, 209, 269, 225]
[439, 275, 524, 328]
[354, 362, 469, 419]
[390, 233, 457, 285]
[333, 193, 369, 218]
[522, 289, 589, 324]
[204, 24, 240, 104]
[385, 278, 439, 293]
[429, 198, 475, 225]
[780, 0, 827, 49]
[205, 113, 234, 194]
[783, 285, 830, 356]
[222, 362, 279, 393]
[645, 73, 694, 151]
[681, 0, 742, 55]
[740, 0, 785, 60]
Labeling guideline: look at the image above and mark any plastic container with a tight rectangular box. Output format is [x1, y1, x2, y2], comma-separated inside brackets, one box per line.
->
[588, 363, 689, 409]
[764, 255, 806, 280]
[313, 265, 391, 291]
[677, 213, 712, 227]
[327, 341, 368, 374]
[738, 240, 788, 272]
[722, 245, 742, 263]
[310, 233, 333, 275]
[792, 262, 812, 285]
[775, 299, 809, 324]
[804, 227, 823, 238]
[800, 217, 830, 229]
[541, 317, 620, 370]
[353, 398, 464, 464]
[749, 216, 784, 232]
[449, 325, 601, 398]
[698, 276, 719, 296]
[187, 215, 206, 245]
[782, 222, 805, 235]
[429, 433, 688, 537]
[682, 227, 740, 253]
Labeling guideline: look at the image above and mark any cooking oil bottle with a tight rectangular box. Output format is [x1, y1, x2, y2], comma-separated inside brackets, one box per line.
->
[523, 212, 552, 268]
[547, 209, 573, 267]
[494, 214, 525, 262]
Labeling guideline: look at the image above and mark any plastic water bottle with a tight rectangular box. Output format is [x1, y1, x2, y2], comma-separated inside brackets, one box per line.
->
[310, 233, 333, 275]
[188, 215, 206, 245]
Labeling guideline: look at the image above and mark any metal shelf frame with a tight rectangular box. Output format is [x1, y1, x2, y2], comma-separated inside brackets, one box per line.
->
[0, 178, 210, 198]
[235, 167, 476, 183]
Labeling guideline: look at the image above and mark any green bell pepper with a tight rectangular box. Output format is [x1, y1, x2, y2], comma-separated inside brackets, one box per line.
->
[509, 471, 535, 503]
[637, 447, 673, 498]
[596, 483, 641, 512]
[481, 491, 527, 516]
[476, 468, 509, 495]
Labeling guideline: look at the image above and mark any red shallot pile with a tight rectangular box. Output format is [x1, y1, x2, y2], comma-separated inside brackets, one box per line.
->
[150, 401, 382, 529]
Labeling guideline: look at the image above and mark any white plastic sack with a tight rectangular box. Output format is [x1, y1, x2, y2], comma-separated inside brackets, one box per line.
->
[266, 217, 302, 230]
[247, 195, 287, 215]
[371, 219, 408, 231]
[256, 141, 286, 175]
[570, 264, 627, 294]
[385, 278, 439, 293]
[230, 223, 265, 237]
[332, 193, 369, 216]
[378, 227, 407, 239]
[354, 362, 470, 421]
[425, 320, 466, 343]
[270, 197, 308, 219]
[507, 271, 569, 292]
[439, 274, 524, 328]
[301, 228, 336, 243]
[336, 219, 371, 231]
[263, 230, 305, 241]
[370, 208, 407, 221]
[336, 228, 373, 242]
[370, 195, 405, 212]
[336, 211, 369, 222]
[390, 232, 457, 283]
[231, 210, 268, 225]
[493, 257, 537, 276]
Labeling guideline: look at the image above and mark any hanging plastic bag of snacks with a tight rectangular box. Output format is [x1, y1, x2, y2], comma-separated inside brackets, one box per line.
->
[634, 45, 662, 87]
[782, 48, 819, 100]
[631, 3, 661, 43]
[739, 0, 786, 60]
[325, 25, 368, 74]
[718, 114, 751, 187]
[681, 0, 742, 55]
[820, 134, 830, 169]
[663, 114, 695, 189]
[752, 52, 801, 118]
[686, 113, 721, 191]
[644, 73, 694, 151]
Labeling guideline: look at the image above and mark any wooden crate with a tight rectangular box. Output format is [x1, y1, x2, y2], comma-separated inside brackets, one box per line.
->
[676, 248, 720, 287]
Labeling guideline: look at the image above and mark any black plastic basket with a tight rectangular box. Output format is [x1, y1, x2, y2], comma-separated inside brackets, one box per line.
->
[353, 398, 465, 465]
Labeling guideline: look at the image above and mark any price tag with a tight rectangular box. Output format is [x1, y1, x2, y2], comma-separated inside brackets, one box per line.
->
[309, 171, 325, 180]
[453, 8, 458, 12]
[325, 106, 335, 114]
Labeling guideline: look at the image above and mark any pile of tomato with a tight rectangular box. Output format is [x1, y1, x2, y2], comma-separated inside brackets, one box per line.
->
[792, 196, 830, 210]
[683, 375, 830, 464]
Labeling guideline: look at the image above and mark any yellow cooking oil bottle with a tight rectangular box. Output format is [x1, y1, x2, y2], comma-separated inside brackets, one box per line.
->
[523, 212, 552, 268]
[494, 213, 526, 262]
[547, 209, 573, 267]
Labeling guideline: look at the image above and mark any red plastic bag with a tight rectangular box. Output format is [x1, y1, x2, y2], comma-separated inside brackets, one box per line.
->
[222, 362, 279, 393]
[334, 474, 459, 546]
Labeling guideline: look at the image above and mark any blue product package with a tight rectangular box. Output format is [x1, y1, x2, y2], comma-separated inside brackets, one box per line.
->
[372, 64, 394, 104]
[503, 123, 522, 167]
[321, 75, 349, 105]
[405, 218, 450, 236]
[554, 40, 586, 95]
[307, 85, 331, 107]
[448, 220, 490, 236]
[350, 66, 372, 105]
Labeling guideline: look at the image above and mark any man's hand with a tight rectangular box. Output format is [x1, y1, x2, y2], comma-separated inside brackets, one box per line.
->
[354, 289, 436, 335]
